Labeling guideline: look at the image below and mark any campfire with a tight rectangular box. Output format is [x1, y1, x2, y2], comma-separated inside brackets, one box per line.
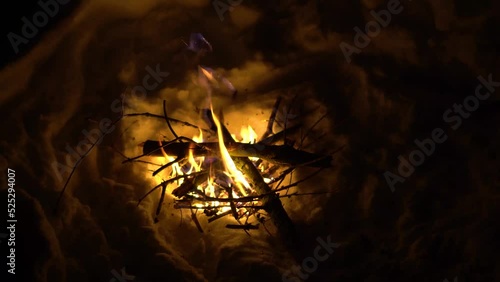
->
[122, 96, 335, 246]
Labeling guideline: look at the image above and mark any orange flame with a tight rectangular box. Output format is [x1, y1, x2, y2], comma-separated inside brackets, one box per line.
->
[210, 106, 251, 196]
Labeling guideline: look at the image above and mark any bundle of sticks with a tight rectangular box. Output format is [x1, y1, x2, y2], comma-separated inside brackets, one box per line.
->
[128, 98, 338, 247]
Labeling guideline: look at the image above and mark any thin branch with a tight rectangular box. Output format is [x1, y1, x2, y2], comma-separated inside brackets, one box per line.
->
[142, 140, 333, 168]
[124, 112, 210, 133]
[302, 133, 326, 149]
[283, 95, 297, 143]
[261, 96, 282, 140]
[136, 172, 205, 206]
[154, 182, 167, 223]
[54, 114, 124, 214]
[258, 124, 301, 145]
[280, 191, 333, 197]
[108, 145, 162, 166]
[285, 170, 294, 196]
[267, 167, 295, 185]
[191, 211, 204, 233]
[163, 100, 180, 140]
[152, 155, 183, 177]
[208, 210, 233, 223]
[274, 167, 326, 193]
[299, 112, 328, 149]
[226, 186, 239, 219]
[122, 136, 204, 164]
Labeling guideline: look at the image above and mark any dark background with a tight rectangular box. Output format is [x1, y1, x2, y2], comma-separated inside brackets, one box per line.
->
[0, 0, 499, 281]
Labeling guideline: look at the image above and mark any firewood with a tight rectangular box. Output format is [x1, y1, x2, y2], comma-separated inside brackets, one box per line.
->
[142, 141, 332, 168]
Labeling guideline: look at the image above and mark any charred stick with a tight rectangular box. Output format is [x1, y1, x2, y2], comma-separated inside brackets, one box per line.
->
[137, 171, 206, 206]
[142, 141, 332, 168]
[172, 172, 209, 197]
[172, 179, 195, 199]
[226, 187, 239, 219]
[208, 210, 233, 223]
[153, 155, 183, 176]
[123, 136, 197, 164]
[191, 212, 204, 233]
[154, 183, 167, 223]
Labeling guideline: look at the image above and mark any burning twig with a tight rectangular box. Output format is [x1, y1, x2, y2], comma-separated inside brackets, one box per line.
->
[172, 172, 209, 197]
[136, 171, 206, 206]
[142, 141, 332, 168]
[123, 136, 205, 164]
[226, 186, 239, 219]
[153, 155, 183, 176]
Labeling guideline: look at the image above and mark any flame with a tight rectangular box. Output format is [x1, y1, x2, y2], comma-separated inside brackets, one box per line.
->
[239, 125, 259, 162]
[200, 66, 215, 83]
[206, 176, 232, 213]
[157, 139, 183, 182]
[207, 176, 215, 197]
[210, 106, 251, 196]
[187, 150, 198, 174]
[192, 128, 204, 169]
[144, 107, 269, 224]
[193, 128, 203, 143]
[240, 125, 257, 144]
